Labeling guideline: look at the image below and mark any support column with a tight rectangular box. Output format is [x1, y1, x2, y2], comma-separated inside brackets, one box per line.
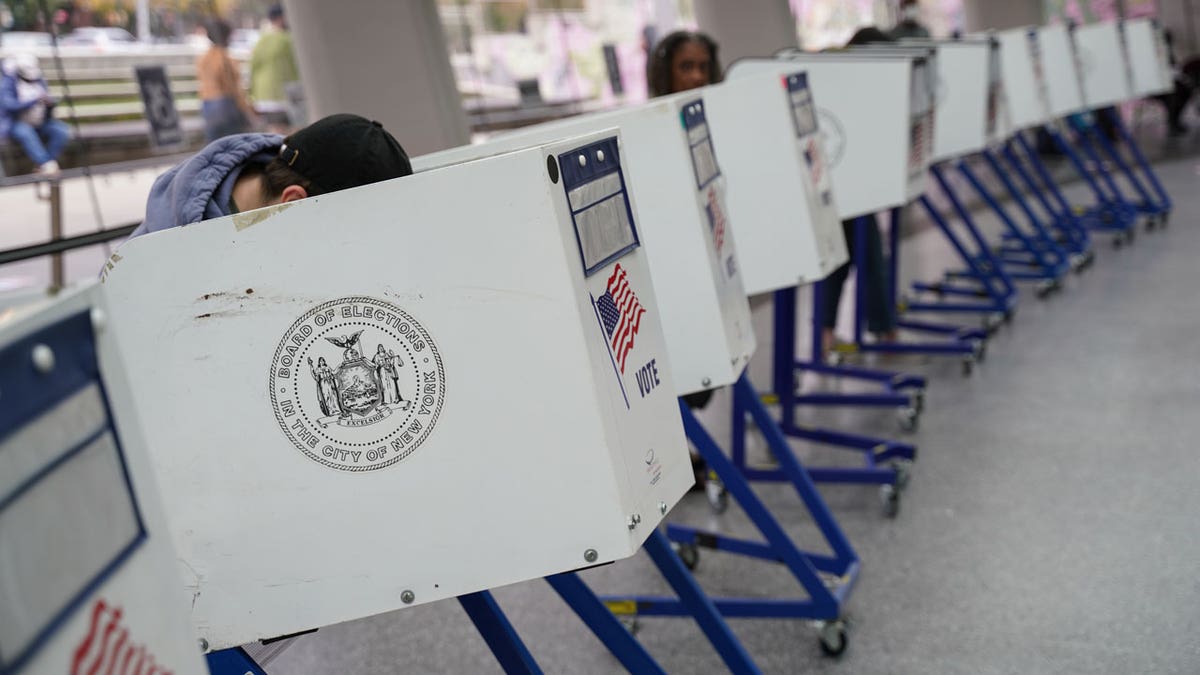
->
[692, 0, 796, 67]
[283, 0, 470, 155]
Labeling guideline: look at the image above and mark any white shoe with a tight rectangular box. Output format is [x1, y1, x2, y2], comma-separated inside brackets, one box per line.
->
[37, 160, 60, 175]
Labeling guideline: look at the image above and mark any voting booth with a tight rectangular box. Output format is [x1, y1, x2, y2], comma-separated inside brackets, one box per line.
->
[415, 93, 756, 397]
[1036, 24, 1088, 117]
[0, 285, 208, 675]
[729, 52, 932, 219]
[995, 27, 1051, 131]
[99, 130, 693, 651]
[1122, 18, 1173, 97]
[700, 70, 847, 293]
[898, 39, 1000, 162]
[1073, 21, 1135, 108]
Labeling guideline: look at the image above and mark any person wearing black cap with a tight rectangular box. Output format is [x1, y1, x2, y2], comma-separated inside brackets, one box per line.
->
[131, 113, 412, 238]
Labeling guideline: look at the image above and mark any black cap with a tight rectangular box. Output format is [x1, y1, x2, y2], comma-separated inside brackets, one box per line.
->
[277, 114, 412, 195]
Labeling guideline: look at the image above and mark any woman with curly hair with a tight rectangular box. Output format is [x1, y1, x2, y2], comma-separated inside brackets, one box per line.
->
[647, 30, 722, 97]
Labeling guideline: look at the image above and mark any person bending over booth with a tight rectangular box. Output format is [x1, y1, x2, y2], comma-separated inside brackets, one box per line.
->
[132, 113, 412, 237]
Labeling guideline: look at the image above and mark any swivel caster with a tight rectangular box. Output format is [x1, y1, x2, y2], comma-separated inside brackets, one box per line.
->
[1112, 233, 1126, 249]
[961, 357, 975, 377]
[619, 616, 641, 636]
[705, 475, 729, 514]
[896, 406, 919, 432]
[910, 389, 925, 414]
[879, 483, 900, 518]
[890, 459, 914, 491]
[1003, 307, 1016, 324]
[1035, 280, 1055, 299]
[973, 340, 987, 363]
[673, 542, 700, 571]
[817, 620, 849, 657]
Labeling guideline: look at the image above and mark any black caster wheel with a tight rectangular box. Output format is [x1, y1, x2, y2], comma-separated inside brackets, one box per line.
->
[910, 389, 925, 414]
[1035, 280, 1055, 299]
[973, 340, 987, 363]
[896, 406, 919, 432]
[705, 476, 729, 514]
[961, 357, 975, 377]
[879, 484, 901, 518]
[891, 459, 914, 491]
[1112, 233, 1125, 249]
[674, 542, 700, 571]
[620, 616, 641, 636]
[1003, 307, 1016, 324]
[818, 620, 849, 657]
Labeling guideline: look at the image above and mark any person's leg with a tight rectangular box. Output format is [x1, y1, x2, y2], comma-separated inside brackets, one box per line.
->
[861, 214, 897, 337]
[38, 120, 71, 162]
[8, 120, 52, 166]
[820, 220, 856, 353]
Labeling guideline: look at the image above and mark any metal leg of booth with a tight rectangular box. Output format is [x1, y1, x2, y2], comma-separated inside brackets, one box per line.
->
[1106, 108, 1172, 218]
[602, 396, 856, 659]
[1014, 132, 1095, 265]
[1089, 108, 1167, 221]
[999, 140, 1093, 274]
[207, 648, 269, 675]
[773, 285, 925, 429]
[845, 214, 984, 362]
[980, 149, 1072, 273]
[899, 186, 1014, 333]
[922, 162, 1020, 307]
[957, 159, 1066, 297]
[1066, 120, 1141, 243]
[458, 591, 545, 674]
[545, 570, 677, 674]
[1043, 125, 1136, 244]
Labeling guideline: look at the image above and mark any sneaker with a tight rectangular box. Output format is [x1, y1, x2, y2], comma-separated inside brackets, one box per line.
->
[37, 160, 60, 175]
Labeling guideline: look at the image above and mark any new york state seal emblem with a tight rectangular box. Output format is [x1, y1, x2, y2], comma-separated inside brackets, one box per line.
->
[270, 296, 446, 471]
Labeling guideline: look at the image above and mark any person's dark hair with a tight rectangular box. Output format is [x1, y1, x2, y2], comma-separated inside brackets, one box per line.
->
[647, 30, 723, 97]
[268, 4, 284, 21]
[258, 159, 318, 202]
[206, 19, 232, 48]
[847, 26, 894, 46]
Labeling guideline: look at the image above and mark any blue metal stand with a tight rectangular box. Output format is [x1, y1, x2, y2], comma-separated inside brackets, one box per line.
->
[956, 156, 1067, 297]
[773, 283, 927, 434]
[1012, 132, 1096, 266]
[602, 394, 856, 659]
[1105, 108, 1172, 219]
[912, 163, 1020, 323]
[207, 648, 269, 675]
[1091, 108, 1171, 222]
[999, 137, 1094, 271]
[459, 591, 544, 674]
[1054, 118, 1140, 243]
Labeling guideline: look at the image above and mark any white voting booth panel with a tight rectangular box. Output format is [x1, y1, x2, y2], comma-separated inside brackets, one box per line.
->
[899, 40, 992, 161]
[995, 27, 1051, 130]
[1035, 24, 1088, 117]
[1123, 18, 1173, 97]
[987, 37, 1015, 144]
[1073, 21, 1135, 108]
[700, 70, 847, 293]
[415, 94, 755, 395]
[100, 130, 693, 650]
[729, 54, 930, 218]
[0, 285, 207, 675]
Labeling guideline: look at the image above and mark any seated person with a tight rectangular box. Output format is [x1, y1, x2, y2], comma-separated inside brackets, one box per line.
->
[1, 54, 70, 175]
[133, 113, 411, 236]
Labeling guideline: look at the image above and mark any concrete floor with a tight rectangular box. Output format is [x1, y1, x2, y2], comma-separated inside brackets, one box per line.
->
[255, 156, 1200, 674]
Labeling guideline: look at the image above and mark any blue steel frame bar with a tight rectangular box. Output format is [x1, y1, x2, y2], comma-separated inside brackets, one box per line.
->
[847, 213, 981, 357]
[1047, 122, 1139, 236]
[925, 163, 1020, 303]
[458, 591, 544, 674]
[779, 284, 925, 411]
[604, 394, 856, 627]
[1000, 139, 1091, 261]
[1088, 108, 1167, 217]
[957, 158, 1068, 285]
[1070, 116, 1135, 206]
[1013, 132, 1095, 257]
[1105, 108, 1172, 214]
[207, 648, 270, 675]
[979, 149, 1071, 272]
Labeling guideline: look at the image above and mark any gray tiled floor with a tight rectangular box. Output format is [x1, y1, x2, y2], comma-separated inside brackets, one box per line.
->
[267, 157, 1200, 674]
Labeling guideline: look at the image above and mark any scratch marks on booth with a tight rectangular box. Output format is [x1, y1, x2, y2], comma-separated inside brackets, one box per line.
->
[232, 201, 295, 231]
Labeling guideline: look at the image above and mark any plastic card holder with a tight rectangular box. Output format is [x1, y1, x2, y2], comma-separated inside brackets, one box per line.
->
[559, 137, 641, 277]
[787, 72, 818, 139]
[0, 312, 146, 675]
[681, 98, 721, 190]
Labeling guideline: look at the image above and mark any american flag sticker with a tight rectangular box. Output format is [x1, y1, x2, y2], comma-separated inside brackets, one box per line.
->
[592, 263, 647, 408]
[71, 599, 172, 675]
[705, 186, 727, 255]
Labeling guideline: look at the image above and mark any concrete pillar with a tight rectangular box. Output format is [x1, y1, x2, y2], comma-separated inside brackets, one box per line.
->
[692, 0, 797, 68]
[282, 0, 470, 156]
[962, 0, 1044, 33]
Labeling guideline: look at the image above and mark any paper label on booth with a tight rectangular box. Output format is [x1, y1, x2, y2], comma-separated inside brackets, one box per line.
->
[270, 296, 446, 472]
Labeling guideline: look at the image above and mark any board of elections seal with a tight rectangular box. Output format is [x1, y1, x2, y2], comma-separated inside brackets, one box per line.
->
[816, 107, 846, 168]
[270, 296, 446, 472]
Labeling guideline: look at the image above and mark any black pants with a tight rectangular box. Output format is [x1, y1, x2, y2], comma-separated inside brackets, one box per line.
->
[821, 214, 896, 335]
